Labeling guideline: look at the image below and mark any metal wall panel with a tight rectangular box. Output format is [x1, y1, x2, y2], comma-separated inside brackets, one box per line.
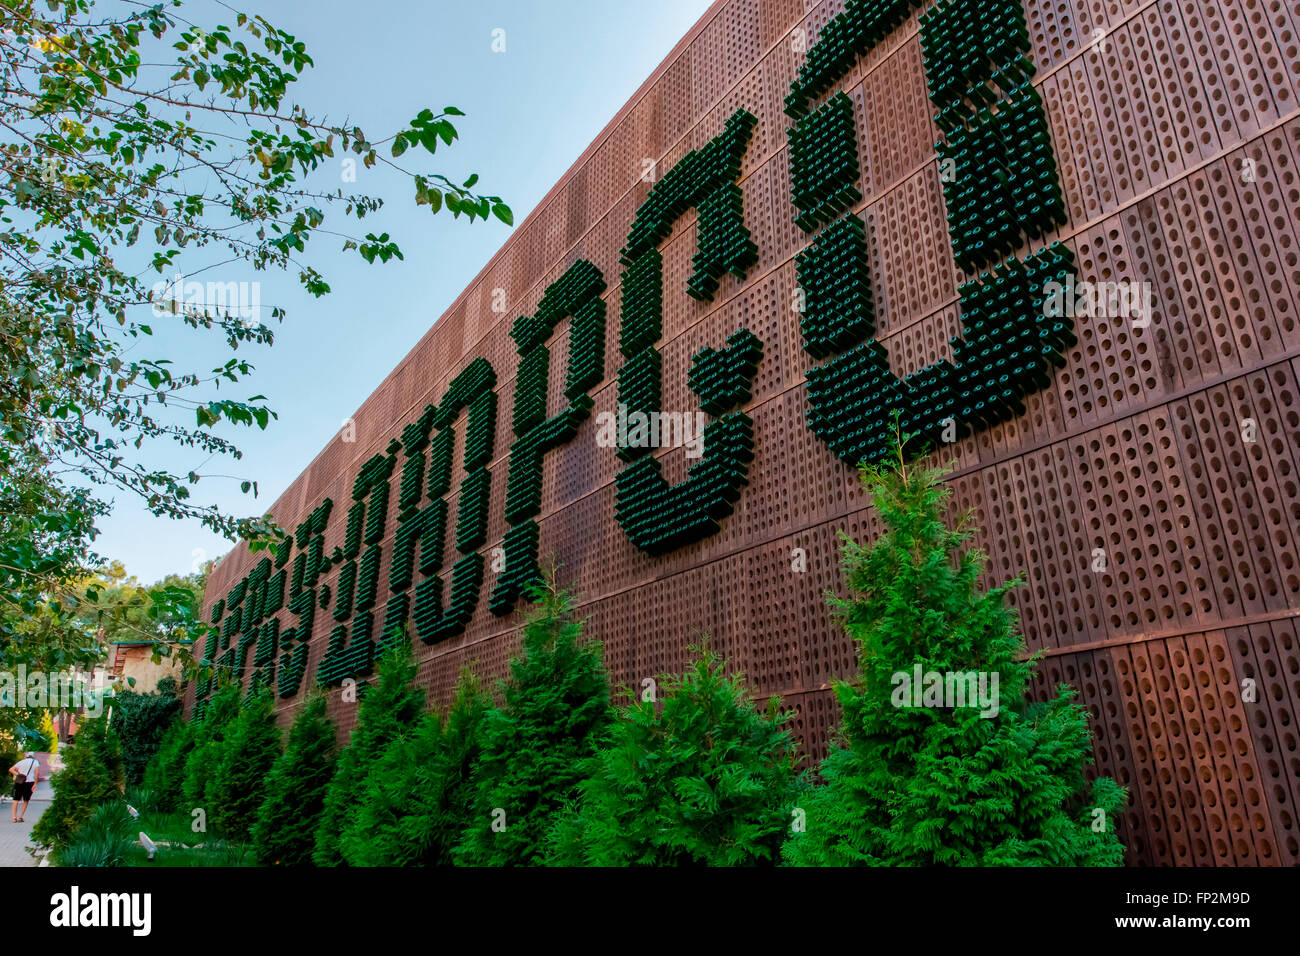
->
[197, 0, 1300, 865]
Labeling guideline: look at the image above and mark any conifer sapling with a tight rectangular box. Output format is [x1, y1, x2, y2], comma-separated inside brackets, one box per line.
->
[142, 715, 194, 812]
[343, 672, 489, 867]
[457, 578, 612, 866]
[181, 681, 241, 820]
[313, 636, 424, 866]
[253, 692, 337, 866]
[783, 433, 1127, 866]
[32, 713, 125, 849]
[212, 687, 282, 840]
[551, 642, 804, 866]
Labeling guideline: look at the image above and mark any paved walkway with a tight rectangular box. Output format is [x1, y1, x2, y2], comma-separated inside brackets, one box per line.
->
[0, 782, 52, 867]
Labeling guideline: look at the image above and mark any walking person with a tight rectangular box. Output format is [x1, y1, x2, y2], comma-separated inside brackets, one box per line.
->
[9, 752, 40, 823]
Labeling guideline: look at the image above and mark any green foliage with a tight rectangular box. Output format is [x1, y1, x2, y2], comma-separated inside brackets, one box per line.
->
[0, 0, 509, 682]
[32, 714, 124, 849]
[252, 692, 336, 866]
[783, 441, 1127, 866]
[181, 682, 241, 815]
[0, 718, 48, 775]
[72, 567, 207, 655]
[342, 673, 488, 867]
[142, 715, 194, 811]
[0, 456, 106, 677]
[0, 552, 204, 755]
[339, 711, 439, 866]
[211, 688, 282, 840]
[313, 640, 424, 866]
[131, 839, 252, 868]
[457, 581, 612, 866]
[54, 835, 133, 868]
[52, 800, 135, 867]
[55, 800, 258, 867]
[124, 786, 163, 816]
[0, 3, 508, 531]
[113, 677, 183, 786]
[11, 722, 48, 752]
[550, 644, 804, 866]
[0, 745, 15, 791]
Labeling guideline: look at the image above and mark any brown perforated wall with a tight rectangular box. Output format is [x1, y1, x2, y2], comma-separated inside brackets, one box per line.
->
[199, 0, 1300, 866]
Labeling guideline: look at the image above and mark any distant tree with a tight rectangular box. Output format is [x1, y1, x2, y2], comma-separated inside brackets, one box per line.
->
[68, 564, 207, 651]
[313, 641, 424, 866]
[211, 687, 281, 840]
[2, 561, 206, 720]
[253, 692, 336, 866]
[783, 438, 1127, 866]
[550, 644, 804, 866]
[343, 673, 488, 867]
[32, 713, 123, 848]
[457, 581, 612, 867]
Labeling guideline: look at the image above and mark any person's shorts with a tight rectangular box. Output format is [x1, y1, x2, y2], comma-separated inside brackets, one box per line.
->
[12, 781, 33, 802]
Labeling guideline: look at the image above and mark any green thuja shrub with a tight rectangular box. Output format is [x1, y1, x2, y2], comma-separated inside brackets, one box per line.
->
[253, 692, 336, 866]
[313, 639, 424, 866]
[549, 643, 805, 866]
[142, 716, 193, 811]
[340, 712, 439, 867]
[212, 687, 282, 840]
[32, 714, 125, 849]
[181, 682, 241, 820]
[456, 580, 613, 867]
[114, 676, 182, 786]
[343, 672, 489, 867]
[783, 440, 1127, 866]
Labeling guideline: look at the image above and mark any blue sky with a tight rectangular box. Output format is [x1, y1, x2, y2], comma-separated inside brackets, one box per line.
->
[93, 0, 714, 584]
